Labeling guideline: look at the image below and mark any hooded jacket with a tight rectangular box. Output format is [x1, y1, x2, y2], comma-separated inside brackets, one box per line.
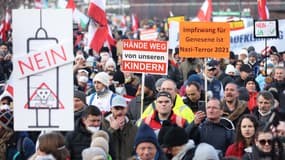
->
[186, 117, 235, 154]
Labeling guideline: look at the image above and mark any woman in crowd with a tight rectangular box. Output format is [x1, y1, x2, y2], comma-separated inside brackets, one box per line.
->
[242, 128, 281, 160]
[29, 132, 70, 160]
[225, 114, 259, 159]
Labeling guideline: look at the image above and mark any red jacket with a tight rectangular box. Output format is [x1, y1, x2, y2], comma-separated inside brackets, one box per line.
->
[225, 142, 245, 159]
[143, 111, 187, 130]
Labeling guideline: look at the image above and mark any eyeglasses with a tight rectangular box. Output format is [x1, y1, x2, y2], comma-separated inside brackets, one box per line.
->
[258, 139, 272, 145]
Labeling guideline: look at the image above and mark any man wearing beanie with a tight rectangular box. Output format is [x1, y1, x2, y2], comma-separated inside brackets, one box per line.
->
[127, 75, 157, 122]
[86, 71, 115, 114]
[74, 89, 87, 122]
[162, 126, 195, 160]
[133, 124, 165, 160]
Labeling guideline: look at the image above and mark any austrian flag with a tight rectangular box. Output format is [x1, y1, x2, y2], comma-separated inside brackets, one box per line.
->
[88, 0, 107, 26]
[258, 0, 269, 20]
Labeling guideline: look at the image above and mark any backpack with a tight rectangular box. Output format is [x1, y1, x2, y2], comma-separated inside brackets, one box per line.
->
[13, 136, 35, 160]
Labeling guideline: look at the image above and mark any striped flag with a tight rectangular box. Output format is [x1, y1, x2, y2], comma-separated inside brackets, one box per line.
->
[192, 0, 212, 22]
[258, 0, 269, 20]
[131, 14, 139, 32]
[34, 0, 43, 9]
[0, 10, 11, 42]
[87, 0, 115, 53]
[88, 0, 107, 26]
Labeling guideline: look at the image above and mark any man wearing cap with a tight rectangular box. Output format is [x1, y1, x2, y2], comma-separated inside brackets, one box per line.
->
[86, 71, 115, 114]
[140, 79, 195, 124]
[143, 91, 188, 132]
[127, 75, 157, 122]
[234, 64, 252, 88]
[101, 95, 137, 160]
[202, 61, 224, 100]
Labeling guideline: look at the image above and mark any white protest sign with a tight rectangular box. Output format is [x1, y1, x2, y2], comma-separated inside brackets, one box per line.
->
[230, 19, 285, 54]
[254, 20, 278, 38]
[121, 40, 168, 75]
[12, 9, 74, 131]
[140, 29, 158, 41]
[14, 42, 74, 79]
[169, 21, 179, 50]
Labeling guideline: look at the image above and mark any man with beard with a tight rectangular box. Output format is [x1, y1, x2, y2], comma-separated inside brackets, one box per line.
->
[221, 82, 249, 126]
[101, 95, 137, 160]
[127, 75, 157, 122]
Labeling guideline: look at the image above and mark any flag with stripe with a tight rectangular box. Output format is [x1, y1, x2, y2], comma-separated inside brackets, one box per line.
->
[258, 0, 269, 20]
[192, 0, 212, 22]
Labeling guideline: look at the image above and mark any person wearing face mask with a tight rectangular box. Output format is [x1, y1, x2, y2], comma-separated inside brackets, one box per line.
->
[255, 62, 274, 91]
[65, 106, 103, 160]
[75, 69, 90, 93]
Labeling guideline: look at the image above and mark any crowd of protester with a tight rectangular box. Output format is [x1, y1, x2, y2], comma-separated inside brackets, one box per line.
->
[0, 16, 285, 160]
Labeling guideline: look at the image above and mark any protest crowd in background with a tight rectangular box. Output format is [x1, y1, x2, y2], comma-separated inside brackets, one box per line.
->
[0, 0, 285, 160]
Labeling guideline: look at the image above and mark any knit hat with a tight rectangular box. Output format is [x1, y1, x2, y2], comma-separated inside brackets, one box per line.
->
[134, 124, 159, 149]
[247, 46, 255, 53]
[248, 51, 258, 58]
[238, 48, 248, 56]
[111, 95, 127, 108]
[162, 126, 188, 147]
[90, 137, 109, 153]
[74, 90, 86, 104]
[93, 72, 110, 87]
[240, 64, 252, 73]
[82, 147, 107, 160]
[104, 58, 116, 70]
[144, 75, 156, 92]
[187, 74, 202, 85]
[244, 76, 260, 91]
[92, 130, 110, 142]
[158, 126, 172, 146]
[113, 70, 125, 85]
[0, 109, 13, 130]
[192, 143, 219, 160]
[225, 64, 236, 75]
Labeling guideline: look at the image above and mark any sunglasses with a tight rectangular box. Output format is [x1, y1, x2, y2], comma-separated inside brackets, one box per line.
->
[258, 139, 272, 145]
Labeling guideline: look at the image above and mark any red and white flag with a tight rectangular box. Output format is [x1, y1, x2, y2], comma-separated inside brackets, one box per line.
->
[120, 15, 127, 28]
[131, 14, 139, 32]
[0, 10, 11, 42]
[88, 0, 107, 26]
[87, 0, 116, 53]
[258, 0, 269, 20]
[193, 0, 212, 22]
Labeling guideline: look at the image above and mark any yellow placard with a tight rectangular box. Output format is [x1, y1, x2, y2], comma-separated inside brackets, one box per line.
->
[179, 22, 230, 58]
[229, 20, 244, 31]
[168, 16, 185, 23]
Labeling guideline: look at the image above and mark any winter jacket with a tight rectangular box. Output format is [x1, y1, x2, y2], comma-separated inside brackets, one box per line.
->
[127, 95, 156, 122]
[225, 141, 247, 159]
[171, 140, 196, 160]
[186, 117, 235, 155]
[101, 114, 138, 160]
[242, 145, 275, 160]
[221, 99, 250, 126]
[140, 94, 195, 124]
[65, 118, 92, 160]
[248, 92, 258, 112]
[143, 111, 187, 131]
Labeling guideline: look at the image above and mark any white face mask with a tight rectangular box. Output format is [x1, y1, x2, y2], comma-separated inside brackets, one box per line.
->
[87, 126, 100, 133]
[267, 69, 273, 75]
[115, 87, 125, 95]
[78, 76, 88, 83]
[0, 104, 10, 110]
[35, 154, 56, 160]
